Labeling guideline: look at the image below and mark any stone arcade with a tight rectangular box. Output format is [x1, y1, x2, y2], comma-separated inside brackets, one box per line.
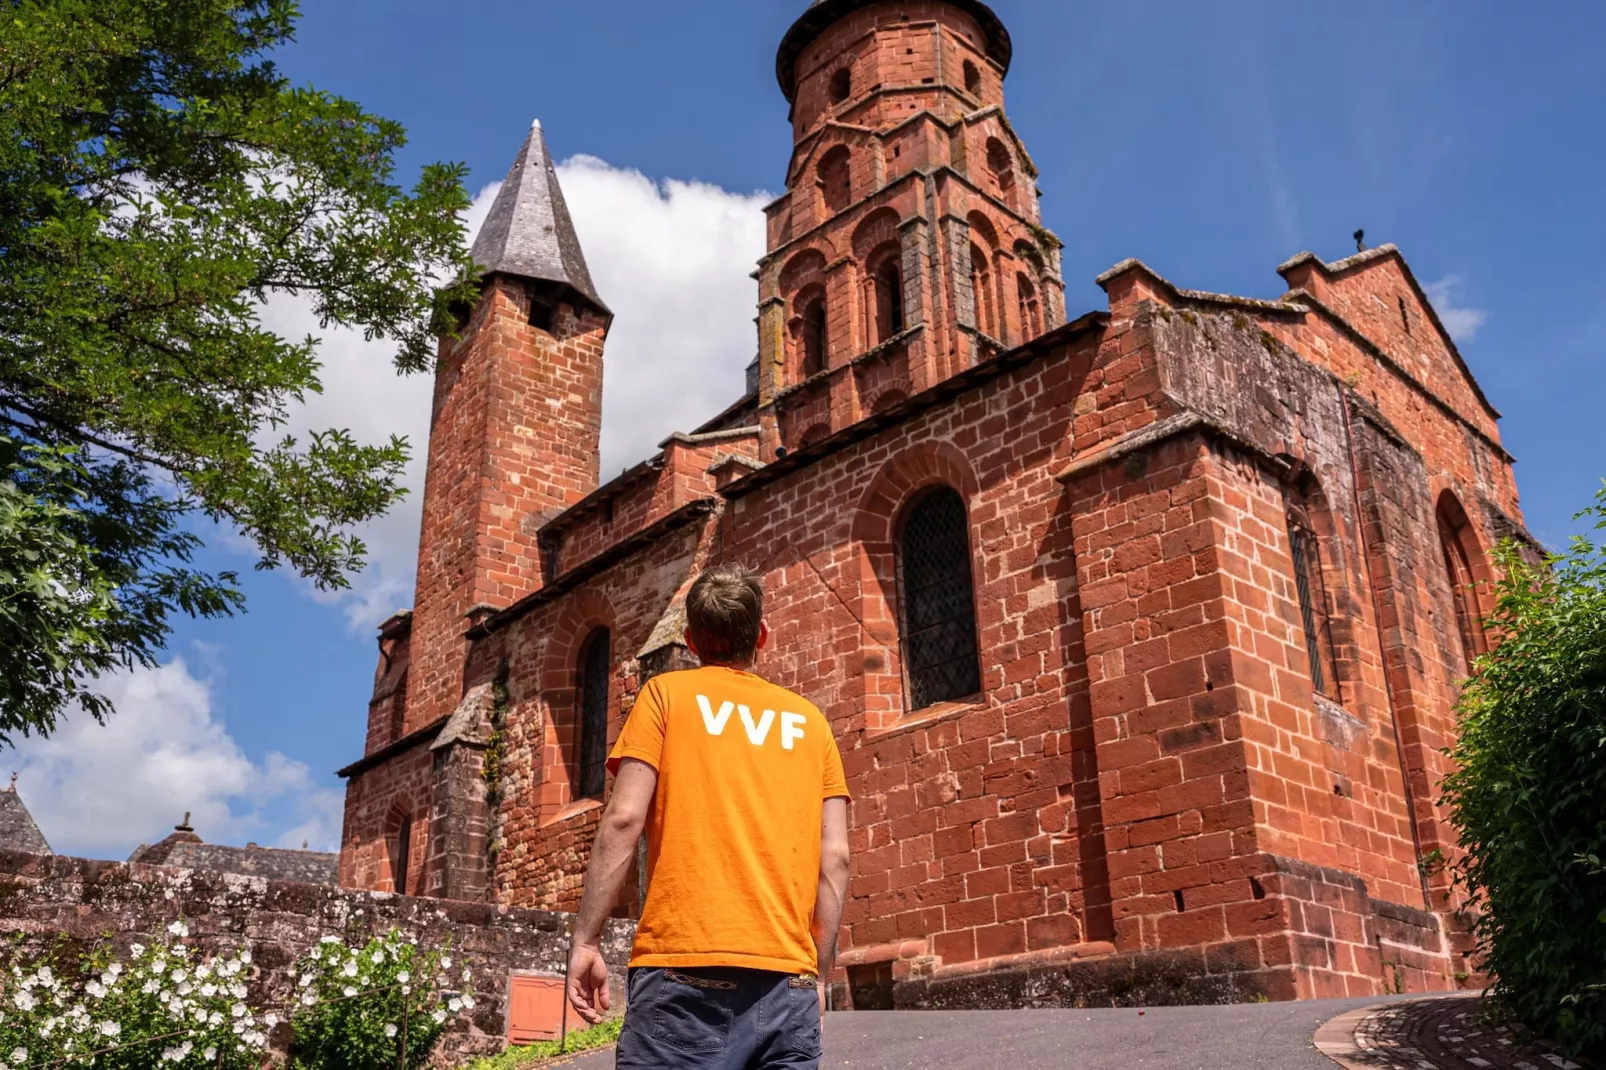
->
[337, 0, 1535, 1008]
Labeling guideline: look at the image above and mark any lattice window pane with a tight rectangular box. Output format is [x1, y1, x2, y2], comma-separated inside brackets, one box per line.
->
[900, 488, 982, 710]
[577, 629, 611, 798]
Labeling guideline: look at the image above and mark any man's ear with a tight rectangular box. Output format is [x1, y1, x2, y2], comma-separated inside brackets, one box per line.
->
[755, 620, 769, 651]
[682, 627, 700, 659]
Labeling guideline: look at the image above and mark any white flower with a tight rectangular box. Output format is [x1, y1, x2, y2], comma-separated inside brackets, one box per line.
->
[441, 956, 452, 969]
[400, 984, 411, 995]
[168, 920, 189, 938]
[240, 950, 252, 965]
[298, 974, 313, 988]
[98, 1021, 120, 1037]
[231, 1002, 246, 1018]
[462, 994, 476, 1010]
[209, 1011, 223, 1026]
[431, 1009, 446, 1024]
[170, 968, 187, 984]
[372, 949, 385, 964]
[265, 1012, 278, 1028]
[448, 997, 462, 1013]
[341, 960, 359, 978]
[9, 1051, 24, 1065]
[13, 993, 35, 1012]
[301, 992, 316, 1006]
[203, 1048, 217, 1061]
[462, 967, 472, 982]
[384, 1024, 397, 1038]
[130, 944, 145, 956]
[85, 981, 106, 999]
[396, 971, 410, 984]
[342, 985, 357, 998]
[37, 967, 53, 985]
[201, 984, 217, 997]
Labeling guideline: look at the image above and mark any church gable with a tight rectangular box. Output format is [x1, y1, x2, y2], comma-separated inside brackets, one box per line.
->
[1279, 245, 1499, 439]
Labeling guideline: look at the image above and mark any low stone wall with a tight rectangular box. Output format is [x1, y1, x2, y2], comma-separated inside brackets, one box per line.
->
[0, 850, 635, 1062]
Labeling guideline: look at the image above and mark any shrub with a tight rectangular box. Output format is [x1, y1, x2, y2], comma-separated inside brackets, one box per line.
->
[0, 921, 271, 1068]
[1442, 490, 1606, 1059]
[287, 930, 474, 1070]
[0, 923, 475, 1068]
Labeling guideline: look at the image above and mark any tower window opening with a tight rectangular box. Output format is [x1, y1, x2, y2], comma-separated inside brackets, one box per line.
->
[986, 138, 1015, 200]
[818, 146, 852, 216]
[576, 628, 611, 800]
[964, 60, 982, 96]
[970, 244, 996, 339]
[528, 294, 555, 331]
[1016, 273, 1041, 341]
[830, 67, 852, 103]
[1437, 497, 1487, 670]
[801, 294, 828, 377]
[874, 255, 905, 342]
[1398, 296, 1412, 335]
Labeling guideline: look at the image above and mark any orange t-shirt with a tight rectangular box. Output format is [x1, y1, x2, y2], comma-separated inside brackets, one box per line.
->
[607, 665, 849, 975]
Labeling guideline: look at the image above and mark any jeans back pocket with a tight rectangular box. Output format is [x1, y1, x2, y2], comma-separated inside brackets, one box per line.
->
[651, 969, 735, 1055]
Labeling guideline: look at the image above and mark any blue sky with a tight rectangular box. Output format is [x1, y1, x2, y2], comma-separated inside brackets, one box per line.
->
[16, 0, 1606, 857]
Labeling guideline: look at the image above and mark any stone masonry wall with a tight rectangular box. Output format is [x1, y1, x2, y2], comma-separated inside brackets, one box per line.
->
[0, 850, 632, 1063]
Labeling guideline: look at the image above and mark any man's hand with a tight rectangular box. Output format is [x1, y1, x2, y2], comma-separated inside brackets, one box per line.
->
[817, 980, 827, 1022]
[567, 940, 610, 1025]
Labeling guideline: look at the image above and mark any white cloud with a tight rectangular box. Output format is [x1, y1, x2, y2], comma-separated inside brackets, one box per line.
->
[11, 653, 343, 858]
[268, 156, 771, 630]
[1423, 275, 1488, 342]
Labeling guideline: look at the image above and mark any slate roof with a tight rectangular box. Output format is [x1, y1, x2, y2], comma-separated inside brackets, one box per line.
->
[129, 820, 337, 885]
[470, 120, 608, 314]
[0, 785, 51, 856]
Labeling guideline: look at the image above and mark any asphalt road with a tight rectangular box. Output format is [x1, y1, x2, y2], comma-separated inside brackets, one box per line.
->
[554, 997, 1397, 1069]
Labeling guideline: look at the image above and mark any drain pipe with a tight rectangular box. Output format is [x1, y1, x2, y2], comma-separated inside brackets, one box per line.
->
[1337, 381, 1434, 911]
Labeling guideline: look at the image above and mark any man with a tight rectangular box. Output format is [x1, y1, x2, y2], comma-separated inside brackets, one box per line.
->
[566, 563, 852, 1069]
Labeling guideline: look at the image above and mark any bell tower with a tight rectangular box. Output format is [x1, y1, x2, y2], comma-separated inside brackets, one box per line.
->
[403, 120, 612, 736]
[754, 0, 1066, 457]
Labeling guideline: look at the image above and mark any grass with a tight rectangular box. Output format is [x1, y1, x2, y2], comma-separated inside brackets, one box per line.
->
[463, 1018, 623, 1069]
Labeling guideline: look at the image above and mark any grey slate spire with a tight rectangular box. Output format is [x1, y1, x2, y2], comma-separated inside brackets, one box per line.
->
[0, 777, 51, 856]
[470, 120, 607, 314]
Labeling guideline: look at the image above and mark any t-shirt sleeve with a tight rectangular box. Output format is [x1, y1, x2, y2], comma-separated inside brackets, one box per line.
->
[821, 721, 850, 801]
[608, 677, 667, 774]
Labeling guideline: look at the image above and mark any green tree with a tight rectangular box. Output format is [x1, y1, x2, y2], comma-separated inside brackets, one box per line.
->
[0, 0, 476, 741]
[1442, 486, 1606, 1059]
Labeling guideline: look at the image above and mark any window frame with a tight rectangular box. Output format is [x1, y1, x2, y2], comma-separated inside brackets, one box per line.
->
[1285, 503, 1340, 700]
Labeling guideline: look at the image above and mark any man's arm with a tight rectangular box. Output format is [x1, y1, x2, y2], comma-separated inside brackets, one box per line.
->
[810, 797, 851, 1004]
[566, 757, 658, 1024]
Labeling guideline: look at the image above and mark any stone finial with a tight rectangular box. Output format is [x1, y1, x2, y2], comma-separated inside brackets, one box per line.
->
[7, 771, 15, 793]
[176, 811, 193, 832]
[1353, 228, 1366, 252]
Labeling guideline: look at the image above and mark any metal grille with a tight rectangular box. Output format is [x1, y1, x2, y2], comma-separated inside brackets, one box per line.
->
[900, 487, 982, 710]
[1288, 523, 1328, 696]
[577, 629, 611, 799]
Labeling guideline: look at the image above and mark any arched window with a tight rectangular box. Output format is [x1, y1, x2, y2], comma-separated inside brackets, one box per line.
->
[898, 487, 982, 710]
[818, 146, 852, 216]
[963, 60, 982, 97]
[870, 247, 904, 343]
[830, 67, 852, 104]
[1286, 501, 1339, 698]
[1437, 496, 1487, 668]
[391, 814, 412, 895]
[970, 244, 996, 339]
[800, 293, 828, 376]
[1016, 272, 1041, 340]
[985, 138, 1015, 201]
[576, 628, 611, 799]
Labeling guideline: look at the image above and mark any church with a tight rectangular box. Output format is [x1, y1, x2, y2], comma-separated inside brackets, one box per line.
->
[337, 0, 1534, 1008]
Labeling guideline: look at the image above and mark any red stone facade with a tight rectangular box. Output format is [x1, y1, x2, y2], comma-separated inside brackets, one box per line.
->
[338, 0, 1534, 1008]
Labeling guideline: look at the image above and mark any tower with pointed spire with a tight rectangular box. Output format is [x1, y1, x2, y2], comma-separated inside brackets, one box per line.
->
[404, 120, 611, 741]
[755, 0, 1066, 457]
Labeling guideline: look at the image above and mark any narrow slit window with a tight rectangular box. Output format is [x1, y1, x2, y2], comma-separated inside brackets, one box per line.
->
[1287, 517, 1337, 697]
[392, 815, 412, 895]
[577, 628, 611, 799]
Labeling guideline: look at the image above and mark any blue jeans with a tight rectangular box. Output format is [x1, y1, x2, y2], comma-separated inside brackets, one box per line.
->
[615, 966, 822, 1069]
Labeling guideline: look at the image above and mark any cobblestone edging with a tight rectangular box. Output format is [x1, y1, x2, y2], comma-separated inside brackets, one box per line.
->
[1315, 995, 1591, 1070]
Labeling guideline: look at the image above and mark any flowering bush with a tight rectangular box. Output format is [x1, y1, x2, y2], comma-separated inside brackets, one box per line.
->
[0, 923, 475, 1069]
[0, 920, 271, 1069]
[287, 930, 474, 1070]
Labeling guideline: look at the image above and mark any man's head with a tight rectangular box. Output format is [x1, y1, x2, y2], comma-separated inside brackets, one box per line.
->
[684, 564, 767, 665]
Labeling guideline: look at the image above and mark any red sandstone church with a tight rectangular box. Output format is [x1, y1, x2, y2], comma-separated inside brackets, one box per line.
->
[337, 0, 1535, 1008]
